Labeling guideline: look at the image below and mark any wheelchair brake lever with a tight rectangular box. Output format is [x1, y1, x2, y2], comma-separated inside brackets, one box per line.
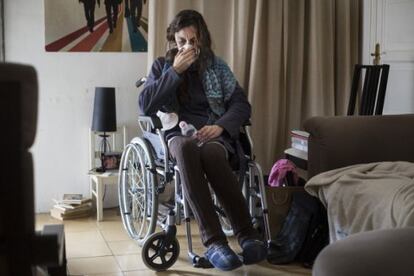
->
[191, 255, 214, 268]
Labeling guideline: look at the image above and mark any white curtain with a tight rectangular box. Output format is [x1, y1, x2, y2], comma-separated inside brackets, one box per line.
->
[146, 0, 361, 172]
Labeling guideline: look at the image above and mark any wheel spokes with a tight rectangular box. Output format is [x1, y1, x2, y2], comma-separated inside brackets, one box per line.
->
[119, 141, 157, 244]
[160, 255, 167, 264]
[149, 252, 159, 262]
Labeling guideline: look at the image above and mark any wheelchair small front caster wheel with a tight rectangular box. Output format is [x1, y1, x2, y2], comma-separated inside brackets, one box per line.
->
[142, 232, 180, 271]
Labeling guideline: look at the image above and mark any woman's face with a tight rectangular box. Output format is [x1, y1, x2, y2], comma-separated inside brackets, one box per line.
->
[174, 25, 199, 53]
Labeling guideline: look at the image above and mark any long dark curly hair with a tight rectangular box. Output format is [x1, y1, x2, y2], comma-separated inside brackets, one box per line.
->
[165, 10, 214, 75]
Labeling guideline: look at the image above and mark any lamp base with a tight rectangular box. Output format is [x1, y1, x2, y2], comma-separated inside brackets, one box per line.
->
[96, 167, 106, 173]
[98, 132, 111, 173]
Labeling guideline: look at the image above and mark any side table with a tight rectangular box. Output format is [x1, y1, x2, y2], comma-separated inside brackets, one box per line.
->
[89, 171, 119, 221]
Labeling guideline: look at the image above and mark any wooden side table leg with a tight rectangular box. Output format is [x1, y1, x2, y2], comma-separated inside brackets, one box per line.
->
[90, 176, 98, 220]
[89, 177, 94, 200]
[96, 179, 104, 221]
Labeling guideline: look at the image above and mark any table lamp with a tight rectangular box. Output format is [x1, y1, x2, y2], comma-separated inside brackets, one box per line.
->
[92, 87, 117, 172]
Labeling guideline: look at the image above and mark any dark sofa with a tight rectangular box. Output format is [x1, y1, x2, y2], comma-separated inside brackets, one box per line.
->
[304, 114, 414, 276]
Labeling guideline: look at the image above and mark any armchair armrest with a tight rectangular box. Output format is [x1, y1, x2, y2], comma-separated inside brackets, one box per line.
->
[304, 114, 414, 178]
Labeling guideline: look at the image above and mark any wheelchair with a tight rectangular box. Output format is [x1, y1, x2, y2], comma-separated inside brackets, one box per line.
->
[118, 79, 272, 272]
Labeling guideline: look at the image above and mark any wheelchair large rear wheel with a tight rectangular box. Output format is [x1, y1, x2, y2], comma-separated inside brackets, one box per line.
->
[118, 138, 158, 246]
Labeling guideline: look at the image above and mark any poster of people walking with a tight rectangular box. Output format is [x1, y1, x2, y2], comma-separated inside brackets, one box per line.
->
[45, 0, 148, 52]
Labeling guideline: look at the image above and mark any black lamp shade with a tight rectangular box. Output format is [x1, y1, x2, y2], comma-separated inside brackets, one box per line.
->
[92, 87, 117, 132]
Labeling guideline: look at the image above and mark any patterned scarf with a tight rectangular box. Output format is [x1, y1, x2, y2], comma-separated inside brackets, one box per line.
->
[163, 56, 237, 119]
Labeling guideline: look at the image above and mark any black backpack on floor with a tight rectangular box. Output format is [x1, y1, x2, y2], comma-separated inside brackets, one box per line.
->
[267, 191, 329, 267]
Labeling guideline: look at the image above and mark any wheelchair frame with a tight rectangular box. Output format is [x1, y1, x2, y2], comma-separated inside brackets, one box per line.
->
[118, 115, 272, 271]
[117, 78, 271, 271]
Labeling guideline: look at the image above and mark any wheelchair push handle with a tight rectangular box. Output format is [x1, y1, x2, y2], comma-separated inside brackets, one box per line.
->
[136, 76, 147, 88]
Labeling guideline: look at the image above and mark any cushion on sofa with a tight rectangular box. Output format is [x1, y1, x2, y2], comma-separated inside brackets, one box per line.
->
[305, 161, 414, 242]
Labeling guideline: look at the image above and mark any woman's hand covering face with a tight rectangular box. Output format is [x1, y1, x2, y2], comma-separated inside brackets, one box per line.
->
[173, 47, 197, 74]
[173, 26, 199, 74]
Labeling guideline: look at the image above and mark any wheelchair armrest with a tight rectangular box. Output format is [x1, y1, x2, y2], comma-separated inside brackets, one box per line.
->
[138, 115, 163, 130]
[242, 120, 252, 127]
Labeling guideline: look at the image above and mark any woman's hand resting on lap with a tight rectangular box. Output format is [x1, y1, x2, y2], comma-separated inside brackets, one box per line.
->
[197, 125, 223, 143]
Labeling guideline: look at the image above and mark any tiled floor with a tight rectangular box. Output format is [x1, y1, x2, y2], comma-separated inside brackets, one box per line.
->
[36, 209, 311, 276]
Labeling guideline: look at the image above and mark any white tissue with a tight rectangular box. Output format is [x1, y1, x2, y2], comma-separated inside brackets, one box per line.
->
[156, 111, 179, 131]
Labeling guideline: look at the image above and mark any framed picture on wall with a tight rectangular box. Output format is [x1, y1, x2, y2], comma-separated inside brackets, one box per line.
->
[44, 0, 149, 52]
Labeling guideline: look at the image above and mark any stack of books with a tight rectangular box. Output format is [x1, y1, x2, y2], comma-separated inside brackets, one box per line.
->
[50, 194, 92, 220]
[291, 130, 309, 153]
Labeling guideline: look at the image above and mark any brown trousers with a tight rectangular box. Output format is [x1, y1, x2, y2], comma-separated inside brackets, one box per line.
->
[169, 136, 257, 247]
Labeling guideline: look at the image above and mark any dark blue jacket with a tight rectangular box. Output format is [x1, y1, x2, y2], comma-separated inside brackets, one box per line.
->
[139, 57, 251, 140]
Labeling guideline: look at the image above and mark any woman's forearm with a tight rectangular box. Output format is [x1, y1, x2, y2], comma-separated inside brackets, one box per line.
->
[139, 65, 182, 115]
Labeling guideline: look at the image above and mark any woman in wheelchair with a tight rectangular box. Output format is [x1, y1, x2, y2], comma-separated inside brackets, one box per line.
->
[138, 10, 267, 271]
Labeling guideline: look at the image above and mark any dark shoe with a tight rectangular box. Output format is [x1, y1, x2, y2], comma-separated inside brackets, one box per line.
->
[241, 239, 267, 265]
[205, 243, 242, 271]
[109, 28, 113, 34]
